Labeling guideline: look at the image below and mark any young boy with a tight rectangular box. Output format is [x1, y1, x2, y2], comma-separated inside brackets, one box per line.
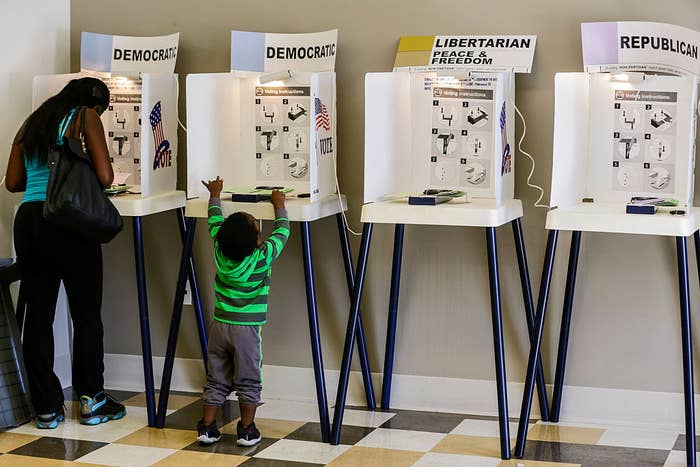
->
[197, 176, 290, 447]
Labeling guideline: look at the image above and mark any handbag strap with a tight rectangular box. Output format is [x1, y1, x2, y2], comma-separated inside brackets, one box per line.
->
[56, 107, 79, 146]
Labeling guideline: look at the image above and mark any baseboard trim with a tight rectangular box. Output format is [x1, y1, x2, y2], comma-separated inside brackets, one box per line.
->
[104, 353, 696, 430]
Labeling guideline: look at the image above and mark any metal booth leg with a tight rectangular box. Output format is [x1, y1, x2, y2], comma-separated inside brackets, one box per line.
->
[335, 214, 376, 409]
[132, 216, 156, 427]
[381, 224, 405, 410]
[300, 221, 331, 442]
[677, 236, 696, 467]
[515, 230, 559, 458]
[331, 223, 373, 445]
[485, 227, 511, 460]
[511, 218, 550, 422]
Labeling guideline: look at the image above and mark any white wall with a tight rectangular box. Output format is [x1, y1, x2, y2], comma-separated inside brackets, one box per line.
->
[1, 0, 72, 387]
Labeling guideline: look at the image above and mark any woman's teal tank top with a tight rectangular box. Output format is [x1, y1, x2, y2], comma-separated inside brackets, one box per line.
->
[22, 108, 78, 204]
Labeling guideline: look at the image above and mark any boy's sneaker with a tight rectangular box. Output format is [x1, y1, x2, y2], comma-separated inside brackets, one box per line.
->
[236, 421, 261, 446]
[79, 392, 126, 425]
[36, 409, 65, 429]
[197, 419, 222, 445]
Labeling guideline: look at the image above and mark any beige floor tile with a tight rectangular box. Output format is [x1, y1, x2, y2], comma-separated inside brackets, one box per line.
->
[431, 435, 514, 458]
[122, 393, 199, 411]
[152, 450, 248, 467]
[527, 424, 604, 445]
[0, 432, 40, 452]
[0, 454, 108, 466]
[221, 417, 305, 438]
[113, 427, 196, 449]
[499, 460, 581, 467]
[327, 446, 423, 467]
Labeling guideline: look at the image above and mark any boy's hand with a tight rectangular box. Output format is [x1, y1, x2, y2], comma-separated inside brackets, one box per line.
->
[271, 190, 285, 209]
[202, 177, 224, 198]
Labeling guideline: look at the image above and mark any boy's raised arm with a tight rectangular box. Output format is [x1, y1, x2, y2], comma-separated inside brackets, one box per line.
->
[261, 190, 290, 264]
[202, 177, 225, 239]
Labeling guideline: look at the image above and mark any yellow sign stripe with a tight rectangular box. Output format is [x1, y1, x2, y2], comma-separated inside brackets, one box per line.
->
[397, 36, 435, 53]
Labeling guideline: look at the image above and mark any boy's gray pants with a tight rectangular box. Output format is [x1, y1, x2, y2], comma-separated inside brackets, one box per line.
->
[203, 320, 262, 407]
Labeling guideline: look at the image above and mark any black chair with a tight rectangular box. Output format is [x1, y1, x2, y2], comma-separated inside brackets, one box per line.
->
[0, 259, 33, 428]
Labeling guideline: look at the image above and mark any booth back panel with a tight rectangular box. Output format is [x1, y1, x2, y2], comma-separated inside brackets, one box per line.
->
[186, 73, 240, 199]
[550, 73, 590, 209]
[364, 72, 412, 203]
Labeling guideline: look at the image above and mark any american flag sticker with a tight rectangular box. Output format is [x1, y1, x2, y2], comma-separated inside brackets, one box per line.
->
[314, 97, 331, 132]
[500, 102, 511, 176]
[150, 101, 172, 170]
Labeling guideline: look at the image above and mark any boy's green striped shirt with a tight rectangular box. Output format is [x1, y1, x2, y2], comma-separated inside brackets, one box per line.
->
[208, 198, 290, 325]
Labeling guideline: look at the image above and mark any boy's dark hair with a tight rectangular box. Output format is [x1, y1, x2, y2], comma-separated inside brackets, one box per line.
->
[217, 212, 258, 261]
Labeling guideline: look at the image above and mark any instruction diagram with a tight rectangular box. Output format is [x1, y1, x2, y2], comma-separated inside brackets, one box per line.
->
[612, 89, 677, 194]
[429, 84, 493, 188]
[254, 86, 311, 183]
[103, 77, 143, 187]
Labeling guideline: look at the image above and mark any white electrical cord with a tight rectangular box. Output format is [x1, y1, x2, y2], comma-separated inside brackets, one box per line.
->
[0, 176, 5, 187]
[510, 99, 549, 209]
[332, 94, 362, 237]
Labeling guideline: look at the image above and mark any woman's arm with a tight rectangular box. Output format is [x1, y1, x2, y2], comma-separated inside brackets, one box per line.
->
[83, 108, 114, 188]
[5, 125, 27, 193]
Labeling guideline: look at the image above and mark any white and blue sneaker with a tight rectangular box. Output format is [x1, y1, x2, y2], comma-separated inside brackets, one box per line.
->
[79, 392, 126, 425]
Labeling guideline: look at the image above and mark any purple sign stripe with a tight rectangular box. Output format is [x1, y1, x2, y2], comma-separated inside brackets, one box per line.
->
[581, 22, 619, 66]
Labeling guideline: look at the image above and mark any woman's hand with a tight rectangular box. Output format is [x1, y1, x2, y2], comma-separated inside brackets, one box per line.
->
[201, 176, 224, 198]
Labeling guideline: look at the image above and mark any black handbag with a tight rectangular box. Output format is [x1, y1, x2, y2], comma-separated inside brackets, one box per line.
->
[43, 107, 123, 243]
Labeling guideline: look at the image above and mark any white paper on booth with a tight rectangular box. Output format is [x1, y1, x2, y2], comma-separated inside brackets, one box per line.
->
[586, 73, 696, 206]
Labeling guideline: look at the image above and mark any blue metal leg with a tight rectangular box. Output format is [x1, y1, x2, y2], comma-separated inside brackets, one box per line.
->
[331, 223, 373, 445]
[155, 217, 197, 428]
[677, 236, 696, 467]
[133, 216, 156, 427]
[300, 222, 331, 443]
[335, 214, 376, 410]
[550, 231, 582, 422]
[511, 219, 550, 422]
[176, 210, 208, 371]
[515, 230, 559, 458]
[485, 227, 511, 460]
[381, 224, 405, 410]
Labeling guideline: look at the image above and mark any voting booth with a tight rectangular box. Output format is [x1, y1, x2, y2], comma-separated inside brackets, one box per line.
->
[187, 30, 338, 201]
[32, 32, 180, 197]
[550, 23, 699, 210]
[364, 35, 536, 206]
[514, 22, 700, 467]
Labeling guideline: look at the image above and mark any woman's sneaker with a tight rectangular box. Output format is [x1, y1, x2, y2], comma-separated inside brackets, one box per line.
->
[236, 421, 261, 446]
[197, 419, 222, 445]
[36, 409, 65, 429]
[79, 392, 126, 425]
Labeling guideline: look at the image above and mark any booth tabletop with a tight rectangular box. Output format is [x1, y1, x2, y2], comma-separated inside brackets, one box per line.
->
[360, 198, 523, 227]
[185, 194, 347, 222]
[111, 191, 187, 218]
[546, 203, 700, 237]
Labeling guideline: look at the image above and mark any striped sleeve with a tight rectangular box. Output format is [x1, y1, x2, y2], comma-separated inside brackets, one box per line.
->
[260, 208, 290, 265]
[208, 197, 225, 239]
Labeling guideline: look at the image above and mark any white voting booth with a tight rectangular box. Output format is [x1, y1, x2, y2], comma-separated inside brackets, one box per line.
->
[32, 32, 179, 198]
[364, 35, 536, 206]
[551, 22, 700, 213]
[187, 30, 338, 201]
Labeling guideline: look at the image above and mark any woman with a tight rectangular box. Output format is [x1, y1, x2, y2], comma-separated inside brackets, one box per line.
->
[4, 77, 126, 428]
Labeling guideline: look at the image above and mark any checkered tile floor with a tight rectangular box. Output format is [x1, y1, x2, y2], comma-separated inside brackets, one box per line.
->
[0, 387, 694, 466]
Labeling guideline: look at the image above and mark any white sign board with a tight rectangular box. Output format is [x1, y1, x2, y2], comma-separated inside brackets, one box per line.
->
[582, 22, 700, 76]
[81, 32, 179, 74]
[393, 35, 537, 73]
[231, 30, 337, 73]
